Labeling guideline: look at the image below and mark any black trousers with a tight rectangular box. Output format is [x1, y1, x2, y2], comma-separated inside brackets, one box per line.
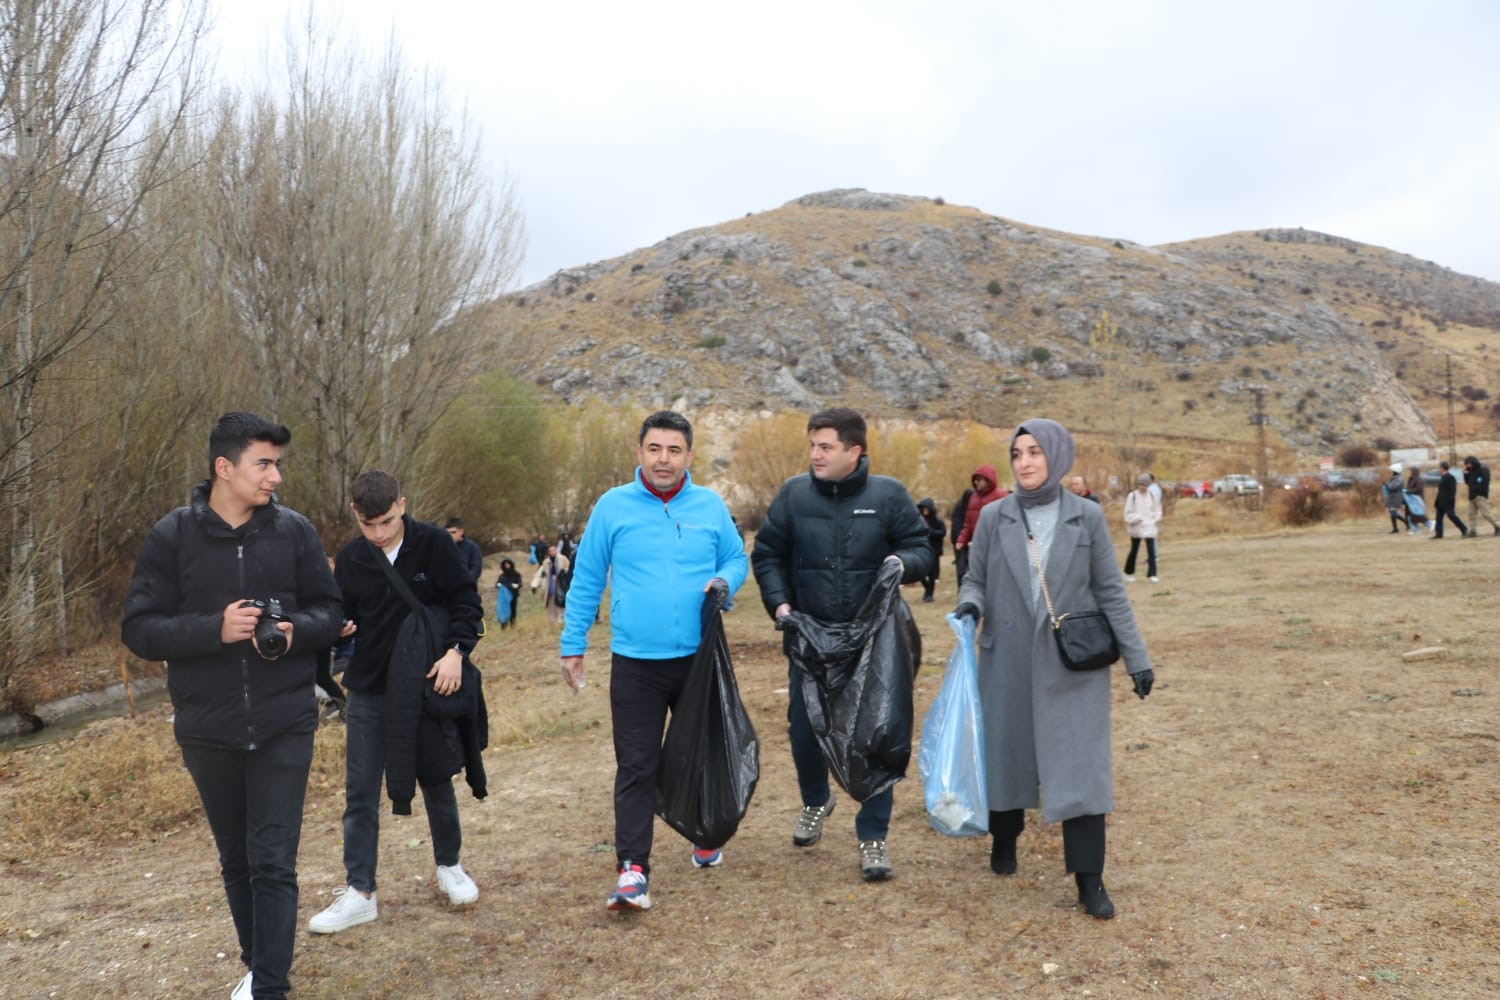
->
[990, 808, 1106, 874]
[1435, 501, 1467, 538]
[181, 730, 314, 1000]
[1124, 537, 1157, 578]
[610, 652, 693, 875]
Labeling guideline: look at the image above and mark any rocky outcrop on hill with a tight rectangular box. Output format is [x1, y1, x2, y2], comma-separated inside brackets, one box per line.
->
[489, 190, 1500, 456]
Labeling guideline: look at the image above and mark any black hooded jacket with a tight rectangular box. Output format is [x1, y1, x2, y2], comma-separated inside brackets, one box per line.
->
[917, 498, 946, 557]
[121, 482, 343, 749]
[1463, 456, 1490, 500]
[752, 457, 934, 623]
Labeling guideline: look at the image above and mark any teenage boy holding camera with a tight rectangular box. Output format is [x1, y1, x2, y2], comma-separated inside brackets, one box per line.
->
[123, 412, 344, 1000]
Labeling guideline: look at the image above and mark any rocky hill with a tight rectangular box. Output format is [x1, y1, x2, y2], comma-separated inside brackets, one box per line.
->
[486, 189, 1500, 459]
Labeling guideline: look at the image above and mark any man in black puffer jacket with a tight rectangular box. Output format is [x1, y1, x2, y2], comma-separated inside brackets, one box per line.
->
[752, 407, 933, 883]
[122, 412, 343, 1000]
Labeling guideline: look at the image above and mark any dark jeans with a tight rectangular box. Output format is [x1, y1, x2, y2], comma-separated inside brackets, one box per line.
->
[1435, 501, 1467, 538]
[342, 689, 461, 893]
[180, 730, 314, 1000]
[990, 808, 1106, 874]
[787, 663, 893, 841]
[953, 547, 970, 587]
[609, 652, 693, 875]
[1124, 537, 1157, 577]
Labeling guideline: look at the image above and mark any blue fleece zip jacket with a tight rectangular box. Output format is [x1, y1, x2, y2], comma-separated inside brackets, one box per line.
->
[561, 469, 748, 659]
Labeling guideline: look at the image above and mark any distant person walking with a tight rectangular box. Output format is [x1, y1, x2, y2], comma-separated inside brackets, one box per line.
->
[916, 498, 946, 603]
[1462, 456, 1500, 537]
[1403, 468, 1432, 535]
[1068, 475, 1100, 504]
[531, 544, 571, 623]
[497, 558, 523, 628]
[1433, 462, 1467, 540]
[954, 465, 1008, 556]
[949, 487, 975, 585]
[1122, 474, 1161, 582]
[1382, 465, 1409, 534]
[445, 517, 484, 584]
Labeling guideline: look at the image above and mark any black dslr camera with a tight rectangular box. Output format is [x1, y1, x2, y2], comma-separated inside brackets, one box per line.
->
[242, 598, 290, 660]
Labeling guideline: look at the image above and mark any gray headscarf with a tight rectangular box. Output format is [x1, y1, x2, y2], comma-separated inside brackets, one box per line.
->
[1010, 418, 1076, 509]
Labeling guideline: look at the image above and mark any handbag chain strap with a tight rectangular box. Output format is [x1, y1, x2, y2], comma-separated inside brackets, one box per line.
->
[1016, 502, 1062, 630]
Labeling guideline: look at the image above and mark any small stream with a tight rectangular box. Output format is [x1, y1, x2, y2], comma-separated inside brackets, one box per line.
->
[0, 681, 172, 752]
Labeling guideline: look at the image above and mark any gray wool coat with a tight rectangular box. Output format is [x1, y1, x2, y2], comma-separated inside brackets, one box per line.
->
[955, 491, 1152, 824]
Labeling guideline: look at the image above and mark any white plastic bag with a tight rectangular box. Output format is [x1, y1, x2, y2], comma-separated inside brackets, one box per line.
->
[917, 613, 988, 836]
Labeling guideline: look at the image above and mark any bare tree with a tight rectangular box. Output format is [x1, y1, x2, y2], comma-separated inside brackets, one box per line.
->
[0, 0, 206, 686]
[203, 15, 524, 528]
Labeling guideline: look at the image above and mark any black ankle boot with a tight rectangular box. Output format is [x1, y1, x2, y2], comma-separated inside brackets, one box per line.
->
[1075, 873, 1114, 919]
[990, 838, 1017, 875]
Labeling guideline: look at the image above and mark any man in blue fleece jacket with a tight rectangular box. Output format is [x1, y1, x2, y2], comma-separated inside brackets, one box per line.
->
[559, 410, 748, 912]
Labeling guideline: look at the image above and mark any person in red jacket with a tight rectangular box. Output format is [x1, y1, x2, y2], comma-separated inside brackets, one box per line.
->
[954, 464, 1009, 553]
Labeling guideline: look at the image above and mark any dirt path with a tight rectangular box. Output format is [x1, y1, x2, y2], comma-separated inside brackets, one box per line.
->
[3, 521, 1498, 998]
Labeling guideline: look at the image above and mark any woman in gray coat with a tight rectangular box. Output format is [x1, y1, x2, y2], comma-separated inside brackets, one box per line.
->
[954, 418, 1154, 919]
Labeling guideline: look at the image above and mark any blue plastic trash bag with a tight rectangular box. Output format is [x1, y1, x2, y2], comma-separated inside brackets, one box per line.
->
[917, 613, 988, 837]
[494, 583, 513, 622]
[1403, 491, 1426, 518]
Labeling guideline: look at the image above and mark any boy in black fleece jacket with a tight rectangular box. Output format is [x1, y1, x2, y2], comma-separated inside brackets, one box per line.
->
[308, 470, 485, 935]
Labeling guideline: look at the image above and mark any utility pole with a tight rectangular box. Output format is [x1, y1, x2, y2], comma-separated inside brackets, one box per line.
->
[1445, 354, 1458, 464]
[1247, 385, 1269, 510]
[1249, 385, 1269, 483]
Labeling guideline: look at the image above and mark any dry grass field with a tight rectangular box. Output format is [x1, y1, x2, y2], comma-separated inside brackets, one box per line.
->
[2, 504, 1498, 998]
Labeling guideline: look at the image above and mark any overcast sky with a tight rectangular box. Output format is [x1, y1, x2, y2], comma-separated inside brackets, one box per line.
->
[210, 0, 1500, 290]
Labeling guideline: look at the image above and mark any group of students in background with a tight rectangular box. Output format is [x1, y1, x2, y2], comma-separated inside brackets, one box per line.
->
[944, 466, 1164, 587]
[1383, 457, 1500, 539]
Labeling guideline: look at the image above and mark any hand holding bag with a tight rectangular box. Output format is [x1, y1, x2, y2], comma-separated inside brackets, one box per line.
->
[1019, 504, 1120, 672]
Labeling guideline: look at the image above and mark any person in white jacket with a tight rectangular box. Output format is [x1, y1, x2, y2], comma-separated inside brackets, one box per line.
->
[1122, 473, 1162, 582]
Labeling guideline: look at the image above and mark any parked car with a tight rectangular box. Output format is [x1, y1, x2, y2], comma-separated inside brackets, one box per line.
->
[1317, 471, 1354, 490]
[1213, 474, 1263, 496]
[1174, 480, 1213, 498]
[1421, 468, 1443, 488]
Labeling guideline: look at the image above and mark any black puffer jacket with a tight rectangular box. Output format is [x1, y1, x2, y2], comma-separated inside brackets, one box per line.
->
[121, 482, 343, 749]
[752, 457, 934, 623]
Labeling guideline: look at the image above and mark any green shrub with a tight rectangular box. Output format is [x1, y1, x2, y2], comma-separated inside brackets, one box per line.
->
[1029, 346, 1051, 364]
[697, 334, 726, 349]
[986, 279, 1002, 296]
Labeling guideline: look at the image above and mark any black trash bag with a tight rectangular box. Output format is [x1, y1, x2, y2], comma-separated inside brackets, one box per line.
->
[656, 600, 759, 851]
[780, 560, 921, 803]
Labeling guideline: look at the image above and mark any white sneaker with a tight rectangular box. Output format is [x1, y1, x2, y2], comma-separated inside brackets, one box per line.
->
[1148, 576, 1160, 583]
[1123, 575, 1135, 583]
[308, 886, 377, 934]
[436, 864, 479, 905]
[230, 971, 252, 1000]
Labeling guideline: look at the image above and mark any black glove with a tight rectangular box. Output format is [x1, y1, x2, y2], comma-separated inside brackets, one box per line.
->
[953, 602, 981, 624]
[706, 578, 729, 610]
[1132, 669, 1154, 700]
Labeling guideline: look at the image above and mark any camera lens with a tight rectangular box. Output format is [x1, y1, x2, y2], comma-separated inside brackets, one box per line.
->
[255, 616, 287, 658]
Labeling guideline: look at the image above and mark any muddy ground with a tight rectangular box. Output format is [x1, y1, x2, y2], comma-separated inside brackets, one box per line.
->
[2, 518, 1498, 998]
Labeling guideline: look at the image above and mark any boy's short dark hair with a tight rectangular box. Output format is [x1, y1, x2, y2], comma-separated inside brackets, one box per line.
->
[638, 409, 693, 448]
[444, 517, 463, 529]
[807, 407, 866, 452]
[209, 411, 290, 478]
[351, 470, 401, 519]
